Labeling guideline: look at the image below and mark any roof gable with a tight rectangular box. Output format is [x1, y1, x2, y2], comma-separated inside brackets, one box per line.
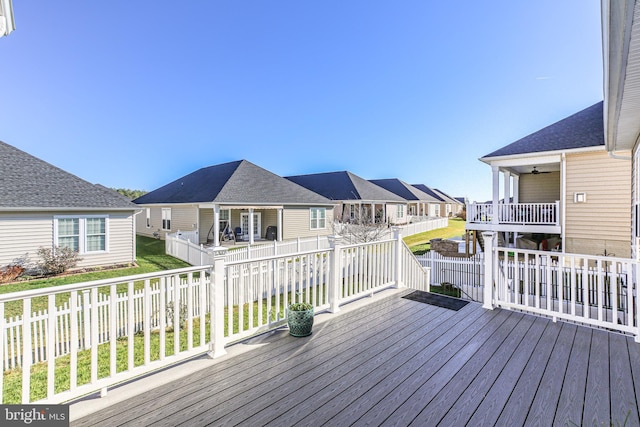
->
[286, 171, 405, 202]
[0, 141, 136, 210]
[482, 101, 605, 159]
[134, 160, 331, 205]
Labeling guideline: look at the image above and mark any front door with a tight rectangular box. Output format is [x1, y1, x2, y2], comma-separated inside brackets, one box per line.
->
[241, 212, 261, 239]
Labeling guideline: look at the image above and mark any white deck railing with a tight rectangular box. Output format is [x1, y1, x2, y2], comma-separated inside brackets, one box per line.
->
[467, 202, 559, 226]
[417, 251, 484, 302]
[480, 233, 640, 341]
[1, 231, 428, 404]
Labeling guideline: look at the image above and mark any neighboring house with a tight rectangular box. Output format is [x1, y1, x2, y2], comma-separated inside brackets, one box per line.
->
[0, 0, 15, 37]
[434, 188, 465, 216]
[133, 160, 334, 246]
[367, 178, 440, 219]
[603, 0, 640, 261]
[0, 141, 139, 268]
[466, 101, 633, 257]
[411, 184, 449, 218]
[285, 171, 408, 225]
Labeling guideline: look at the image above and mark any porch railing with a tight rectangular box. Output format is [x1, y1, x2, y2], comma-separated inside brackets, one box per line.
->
[481, 232, 640, 341]
[1, 230, 428, 404]
[467, 201, 559, 226]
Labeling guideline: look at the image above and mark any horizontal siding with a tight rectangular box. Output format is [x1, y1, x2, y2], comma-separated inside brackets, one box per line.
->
[565, 150, 632, 257]
[518, 172, 560, 203]
[0, 213, 52, 266]
[282, 207, 331, 239]
[0, 211, 135, 268]
[136, 205, 198, 240]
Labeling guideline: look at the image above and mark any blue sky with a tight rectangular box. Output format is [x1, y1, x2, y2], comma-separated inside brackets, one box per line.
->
[2, 1, 603, 202]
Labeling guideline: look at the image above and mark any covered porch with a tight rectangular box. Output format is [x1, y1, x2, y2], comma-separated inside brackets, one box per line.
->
[467, 153, 562, 247]
[198, 204, 283, 247]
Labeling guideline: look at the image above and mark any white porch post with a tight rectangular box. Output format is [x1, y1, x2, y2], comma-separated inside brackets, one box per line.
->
[482, 231, 496, 310]
[393, 227, 404, 289]
[277, 208, 283, 241]
[513, 175, 519, 204]
[208, 249, 228, 358]
[370, 203, 375, 223]
[213, 205, 220, 247]
[248, 208, 255, 244]
[492, 166, 500, 225]
[328, 235, 342, 313]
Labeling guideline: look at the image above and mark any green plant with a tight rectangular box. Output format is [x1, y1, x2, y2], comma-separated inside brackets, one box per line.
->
[36, 246, 82, 275]
[288, 302, 313, 311]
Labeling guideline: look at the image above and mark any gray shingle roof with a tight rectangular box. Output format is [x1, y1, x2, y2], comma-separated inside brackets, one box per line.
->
[285, 171, 405, 203]
[134, 160, 332, 206]
[482, 101, 604, 159]
[369, 179, 439, 202]
[411, 184, 446, 202]
[0, 141, 137, 210]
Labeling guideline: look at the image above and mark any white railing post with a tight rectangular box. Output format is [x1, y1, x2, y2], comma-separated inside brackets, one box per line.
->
[636, 262, 640, 343]
[209, 248, 228, 358]
[393, 227, 404, 289]
[328, 236, 342, 313]
[482, 231, 496, 310]
[82, 289, 91, 348]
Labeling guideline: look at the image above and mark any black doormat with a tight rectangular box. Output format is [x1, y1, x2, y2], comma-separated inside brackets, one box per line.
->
[402, 290, 469, 311]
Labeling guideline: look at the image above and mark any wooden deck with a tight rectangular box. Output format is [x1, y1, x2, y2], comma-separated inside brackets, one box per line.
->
[71, 290, 640, 426]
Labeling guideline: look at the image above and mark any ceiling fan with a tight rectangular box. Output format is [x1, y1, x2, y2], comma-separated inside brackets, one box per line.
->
[531, 166, 550, 175]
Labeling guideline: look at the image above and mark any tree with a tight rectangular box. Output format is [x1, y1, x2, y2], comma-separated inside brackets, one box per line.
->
[112, 188, 147, 200]
[331, 210, 390, 244]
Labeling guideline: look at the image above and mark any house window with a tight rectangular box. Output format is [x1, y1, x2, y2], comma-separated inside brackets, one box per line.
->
[57, 218, 80, 251]
[397, 205, 405, 219]
[310, 208, 326, 230]
[350, 204, 356, 220]
[146, 208, 151, 228]
[162, 208, 171, 230]
[219, 209, 230, 232]
[55, 216, 108, 254]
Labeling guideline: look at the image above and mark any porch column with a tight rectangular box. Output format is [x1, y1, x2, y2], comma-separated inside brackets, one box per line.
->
[248, 208, 255, 244]
[512, 175, 519, 204]
[213, 205, 220, 247]
[370, 203, 375, 223]
[491, 166, 500, 225]
[503, 170, 511, 204]
[277, 208, 283, 241]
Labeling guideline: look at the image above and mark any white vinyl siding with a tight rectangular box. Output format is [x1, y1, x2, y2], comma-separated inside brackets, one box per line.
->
[146, 208, 151, 228]
[282, 207, 332, 240]
[565, 150, 632, 257]
[0, 211, 135, 268]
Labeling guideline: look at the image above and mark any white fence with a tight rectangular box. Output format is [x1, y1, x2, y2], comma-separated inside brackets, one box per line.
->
[0, 232, 428, 404]
[166, 233, 331, 265]
[399, 216, 448, 236]
[417, 251, 484, 302]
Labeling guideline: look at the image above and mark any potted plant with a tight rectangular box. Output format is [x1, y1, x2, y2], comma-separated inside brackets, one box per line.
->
[287, 302, 314, 337]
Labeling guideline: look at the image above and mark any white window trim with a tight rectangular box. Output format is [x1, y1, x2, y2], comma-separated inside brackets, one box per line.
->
[162, 208, 172, 231]
[397, 204, 405, 219]
[54, 215, 109, 254]
[310, 207, 326, 230]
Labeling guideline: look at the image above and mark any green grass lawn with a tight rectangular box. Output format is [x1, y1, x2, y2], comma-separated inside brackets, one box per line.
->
[404, 218, 466, 255]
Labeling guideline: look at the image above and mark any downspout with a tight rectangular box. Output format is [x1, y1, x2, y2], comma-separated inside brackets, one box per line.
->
[561, 153, 566, 253]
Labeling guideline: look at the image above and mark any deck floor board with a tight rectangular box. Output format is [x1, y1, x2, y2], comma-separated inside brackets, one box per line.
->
[70, 291, 640, 427]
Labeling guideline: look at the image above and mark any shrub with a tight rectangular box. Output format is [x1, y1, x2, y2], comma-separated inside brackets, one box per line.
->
[0, 254, 30, 284]
[36, 246, 82, 275]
